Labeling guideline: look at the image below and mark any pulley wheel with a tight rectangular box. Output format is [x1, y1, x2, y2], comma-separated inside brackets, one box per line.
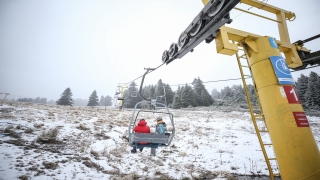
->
[177, 32, 189, 49]
[168, 43, 178, 57]
[162, 50, 169, 63]
[207, 0, 225, 17]
[189, 19, 203, 37]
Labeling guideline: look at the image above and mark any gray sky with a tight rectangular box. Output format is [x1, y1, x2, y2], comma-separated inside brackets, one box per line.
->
[1, 0, 319, 101]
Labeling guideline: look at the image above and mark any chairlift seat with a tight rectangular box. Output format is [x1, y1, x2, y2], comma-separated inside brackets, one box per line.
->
[131, 133, 170, 144]
[134, 143, 161, 149]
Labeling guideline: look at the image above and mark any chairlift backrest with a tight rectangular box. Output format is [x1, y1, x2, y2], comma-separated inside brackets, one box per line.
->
[128, 101, 175, 147]
[131, 91, 137, 97]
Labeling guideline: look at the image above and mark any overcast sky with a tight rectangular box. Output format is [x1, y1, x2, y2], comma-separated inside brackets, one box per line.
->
[1, 0, 319, 101]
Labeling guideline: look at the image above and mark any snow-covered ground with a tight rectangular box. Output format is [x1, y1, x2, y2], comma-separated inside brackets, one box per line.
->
[0, 102, 319, 180]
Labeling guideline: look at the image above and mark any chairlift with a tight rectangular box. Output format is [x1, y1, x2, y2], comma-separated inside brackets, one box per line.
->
[155, 86, 167, 107]
[128, 68, 175, 150]
[130, 86, 138, 97]
[131, 91, 137, 97]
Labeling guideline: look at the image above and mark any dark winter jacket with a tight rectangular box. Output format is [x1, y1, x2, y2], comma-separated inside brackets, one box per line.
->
[134, 120, 150, 144]
[156, 120, 167, 134]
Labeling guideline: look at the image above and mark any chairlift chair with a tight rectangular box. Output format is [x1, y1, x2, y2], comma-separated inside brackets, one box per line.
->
[155, 86, 167, 107]
[128, 68, 175, 149]
[131, 90, 137, 97]
[128, 85, 138, 97]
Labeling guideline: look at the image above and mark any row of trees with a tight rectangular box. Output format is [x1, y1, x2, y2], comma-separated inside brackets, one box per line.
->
[17, 97, 47, 104]
[210, 71, 320, 110]
[172, 78, 213, 108]
[122, 78, 213, 109]
[122, 79, 175, 108]
[56, 88, 112, 107]
[296, 71, 320, 110]
[211, 84, 256, 104]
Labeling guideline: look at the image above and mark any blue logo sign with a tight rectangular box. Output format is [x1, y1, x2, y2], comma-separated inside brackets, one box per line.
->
[268, 37, 278, 48]
[270, 56, 295, 85]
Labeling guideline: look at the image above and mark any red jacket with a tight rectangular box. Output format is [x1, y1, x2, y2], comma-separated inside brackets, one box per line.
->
[134, 120, 150, 144]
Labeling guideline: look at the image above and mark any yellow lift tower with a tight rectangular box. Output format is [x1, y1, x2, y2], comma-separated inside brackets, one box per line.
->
[161, 0, 320, 179]
[116, 83, 127, 110]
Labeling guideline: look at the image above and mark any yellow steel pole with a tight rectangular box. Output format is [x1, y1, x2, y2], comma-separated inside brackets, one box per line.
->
[119, 86, 125, 108]
[245, 36, 320, 180]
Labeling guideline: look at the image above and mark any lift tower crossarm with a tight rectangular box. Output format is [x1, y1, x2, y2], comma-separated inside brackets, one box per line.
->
[240, 0, 295, 20]
[239, 0, 295, 46]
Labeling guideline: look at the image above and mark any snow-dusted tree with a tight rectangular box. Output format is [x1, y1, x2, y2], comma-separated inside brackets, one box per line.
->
[164, 84, 174, 105]
[155, 79, 165, 97]
[172, 92, 182, 109]
[176, 86, 183, 97]
[220, 86, 232, 100]
[200, 90, 210, 106]
[148, 85, 156, 99]
[74, 98, 88, 106]
[56, 87, 74, 106]
[305, 72, 319, 109]
[87, 90, 99, 107]
[296, 74, 309, 107]
[181, 84, 197, 107]
[125, 81, 142, 108]
[211, 88, 221, 100]
[231, 85, 245, 103]
[104, 95, 112, 106]
[142, 85, 151, 99]
[100, 95, 105, 105]
[192, 77, 213, 106]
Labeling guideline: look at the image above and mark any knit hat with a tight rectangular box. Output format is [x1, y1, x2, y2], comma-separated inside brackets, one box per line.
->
[156, 117, 162, 121]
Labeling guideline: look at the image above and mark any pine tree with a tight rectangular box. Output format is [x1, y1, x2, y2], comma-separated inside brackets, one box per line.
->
[142, 85, 150, 99]
[211, 88, 221, 100]
[231, 85, 245, 103]
[104, 95, 112, 106]
[200, 90, 210, 106]
[192, 77, 213, 106]
[296, 74, 309, 107]
[305, 72, 319, 109]
[172, 92, 182, 109]
[126, 82, 142, 108]
[56, 87, 74, 106]
[100, 95, 105, 105]
[164, 83, 175, 105]
[155, 79, 164, 97]
[87, 90, 99, 106]
[221, 86, 232, 100]
[181, 84, 197, 107]
[149, 85, 156, 99]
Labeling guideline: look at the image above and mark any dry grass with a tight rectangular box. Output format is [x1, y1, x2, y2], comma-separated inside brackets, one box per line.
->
[82, 160, 104, 172]
[109, 144, 127, 158]
[217, 149, 233, 154]
[24, 127, 34, 133]
[76, 124, 90, 130]
[4, 125, 21, 138]
[36, 126, 59, 143]
[33, 123, 44, 128]
[42, 161, 58, 170]
[90, 149, 100, 160]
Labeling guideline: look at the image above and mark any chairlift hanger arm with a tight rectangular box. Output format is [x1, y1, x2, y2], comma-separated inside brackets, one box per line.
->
[139, 68, 155, 101]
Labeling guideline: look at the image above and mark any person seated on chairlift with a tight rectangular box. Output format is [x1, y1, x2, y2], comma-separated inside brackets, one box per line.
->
[131, 119, 150, 153]
[155, 117, 167, 134]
